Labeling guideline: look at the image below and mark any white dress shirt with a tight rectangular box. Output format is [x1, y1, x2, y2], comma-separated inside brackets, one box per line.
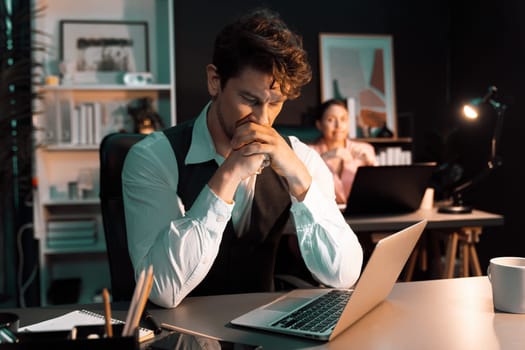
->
[122, 103, 363, 308]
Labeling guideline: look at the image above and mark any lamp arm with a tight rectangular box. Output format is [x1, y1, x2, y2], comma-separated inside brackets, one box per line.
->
[490, 101, 506, 161]
[451, 101, 506, 199]
[451, 163, 497, 197]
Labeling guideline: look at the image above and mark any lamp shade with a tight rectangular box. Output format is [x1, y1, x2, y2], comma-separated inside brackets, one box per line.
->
[462, 86, 497, 120]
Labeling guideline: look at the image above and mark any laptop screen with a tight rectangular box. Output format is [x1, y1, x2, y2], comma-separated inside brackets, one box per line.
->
[344, 163, 436, 216]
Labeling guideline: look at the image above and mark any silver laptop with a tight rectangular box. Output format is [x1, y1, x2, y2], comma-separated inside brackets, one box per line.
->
[231, 220, 427, 341]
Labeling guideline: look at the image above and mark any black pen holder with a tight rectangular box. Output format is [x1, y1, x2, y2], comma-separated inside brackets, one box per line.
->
[0, 324, 138, 350]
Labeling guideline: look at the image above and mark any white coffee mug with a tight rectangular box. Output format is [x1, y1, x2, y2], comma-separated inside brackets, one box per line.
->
[487, 256, 525, 313]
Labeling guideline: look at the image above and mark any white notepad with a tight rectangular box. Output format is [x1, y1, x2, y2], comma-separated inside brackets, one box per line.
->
[19, 309, 154, 342]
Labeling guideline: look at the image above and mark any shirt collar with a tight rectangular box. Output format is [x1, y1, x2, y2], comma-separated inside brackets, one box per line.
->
[186, 101, 222, 165]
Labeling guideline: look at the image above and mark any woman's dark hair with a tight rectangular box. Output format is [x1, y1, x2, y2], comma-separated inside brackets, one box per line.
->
[212, 8, 312, 99]
[314, 98, 348, 122]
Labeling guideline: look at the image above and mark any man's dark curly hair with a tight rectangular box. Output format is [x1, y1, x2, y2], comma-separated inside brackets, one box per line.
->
[212, 8, 312, 100]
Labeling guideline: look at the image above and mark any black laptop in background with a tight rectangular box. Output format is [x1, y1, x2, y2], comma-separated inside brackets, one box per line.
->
[343, 163, 437, 216]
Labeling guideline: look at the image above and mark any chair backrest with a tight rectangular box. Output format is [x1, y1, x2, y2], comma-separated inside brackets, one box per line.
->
[99, 132, 145, 301]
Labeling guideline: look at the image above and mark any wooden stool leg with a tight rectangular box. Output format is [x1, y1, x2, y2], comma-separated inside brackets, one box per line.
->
[461, 226, 483, 277]
[430, 233, 442, 278]
[461, 241, 469, 277]
[469, 244, 482, 276]
[443, 232, 459, 279]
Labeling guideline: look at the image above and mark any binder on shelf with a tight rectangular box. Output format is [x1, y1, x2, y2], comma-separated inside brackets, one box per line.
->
[70, 105, 80, 145]
[59, 96, 72, 143]
[85, 103, 94, 145]
[79, 103, 88, 144]
[93, 102, 103, 144]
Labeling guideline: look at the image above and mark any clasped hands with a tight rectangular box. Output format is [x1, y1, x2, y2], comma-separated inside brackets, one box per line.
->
[229, 117, 278, 177]
[215, 116, 311, 201]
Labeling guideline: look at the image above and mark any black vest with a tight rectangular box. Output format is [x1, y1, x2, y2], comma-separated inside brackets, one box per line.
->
[163, 120, 292, 295]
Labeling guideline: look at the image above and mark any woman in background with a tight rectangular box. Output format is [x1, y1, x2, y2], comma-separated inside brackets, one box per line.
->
[310, 98, 378, 205]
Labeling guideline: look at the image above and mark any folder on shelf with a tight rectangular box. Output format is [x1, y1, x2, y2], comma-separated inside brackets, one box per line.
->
[46, 219, 97, 248]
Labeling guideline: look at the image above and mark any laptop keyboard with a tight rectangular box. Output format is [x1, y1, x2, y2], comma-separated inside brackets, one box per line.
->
[271, 290, 352, 333]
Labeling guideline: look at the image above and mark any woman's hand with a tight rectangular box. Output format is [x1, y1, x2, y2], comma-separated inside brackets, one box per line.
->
[349, 143, 377, 165]
[322, 147, 351, 162]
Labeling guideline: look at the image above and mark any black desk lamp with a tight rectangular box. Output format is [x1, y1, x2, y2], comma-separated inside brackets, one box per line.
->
[439, 86, 507, 214]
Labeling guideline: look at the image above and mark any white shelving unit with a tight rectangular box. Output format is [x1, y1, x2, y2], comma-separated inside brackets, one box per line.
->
[32, 0, 175, 306]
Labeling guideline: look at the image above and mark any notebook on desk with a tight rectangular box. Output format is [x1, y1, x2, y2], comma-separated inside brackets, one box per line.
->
[230, 220, 427, 341]
[344, 163, 437, 216]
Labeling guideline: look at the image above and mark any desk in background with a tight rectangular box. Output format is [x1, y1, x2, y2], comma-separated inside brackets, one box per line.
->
[345, 207, 503, 232]
[4, 277, 524, 350]
[346, 207, 504, 279]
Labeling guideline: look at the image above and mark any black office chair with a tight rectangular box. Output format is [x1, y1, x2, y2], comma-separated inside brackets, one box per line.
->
[99, 132, 145, 301]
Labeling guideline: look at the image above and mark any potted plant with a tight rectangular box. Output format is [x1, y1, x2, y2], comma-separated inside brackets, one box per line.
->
[0, 0, 47, 306]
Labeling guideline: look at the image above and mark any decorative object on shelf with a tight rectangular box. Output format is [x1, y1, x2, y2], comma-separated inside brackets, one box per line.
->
[77, 168, 98, 199]
[127, 97, 164, 134]
[123, 72, 154, 86]
[319, 33, 397, 139]
[58, 60, 76, 85]
[60, 20, 149, 84]
[439, 86, 507, 214]
[45, 75, 60, 86]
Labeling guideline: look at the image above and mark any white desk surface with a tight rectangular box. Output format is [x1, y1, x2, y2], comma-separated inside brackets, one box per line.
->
[152, 276, 524, 350]
[346, 207, 504, 232]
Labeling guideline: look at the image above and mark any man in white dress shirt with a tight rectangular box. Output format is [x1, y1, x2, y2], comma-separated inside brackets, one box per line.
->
[122, 8, 363, 308]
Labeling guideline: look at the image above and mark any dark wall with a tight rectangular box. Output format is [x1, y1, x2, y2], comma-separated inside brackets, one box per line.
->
[447, 1, 525, 265]
[174, 1, 450, 141]
[174, 1, 524, 267]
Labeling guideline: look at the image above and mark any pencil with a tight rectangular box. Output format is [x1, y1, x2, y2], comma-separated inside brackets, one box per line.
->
[128, 265, 154, 336]
[102, 288, 113, 337]
[123, 268, 146, 336]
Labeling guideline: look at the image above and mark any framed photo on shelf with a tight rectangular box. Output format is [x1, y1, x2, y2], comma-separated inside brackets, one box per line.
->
[319, 33, 397, 138]
[60, 20, 149, 84]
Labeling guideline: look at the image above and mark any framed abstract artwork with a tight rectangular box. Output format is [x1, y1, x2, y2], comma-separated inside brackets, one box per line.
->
[319, 33, 397, 138]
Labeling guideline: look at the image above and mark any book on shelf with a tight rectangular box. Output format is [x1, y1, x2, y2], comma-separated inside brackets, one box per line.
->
[70, 102, 105, 146]
[63, 99, 140, 146]
[376, 146, 412, 166]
